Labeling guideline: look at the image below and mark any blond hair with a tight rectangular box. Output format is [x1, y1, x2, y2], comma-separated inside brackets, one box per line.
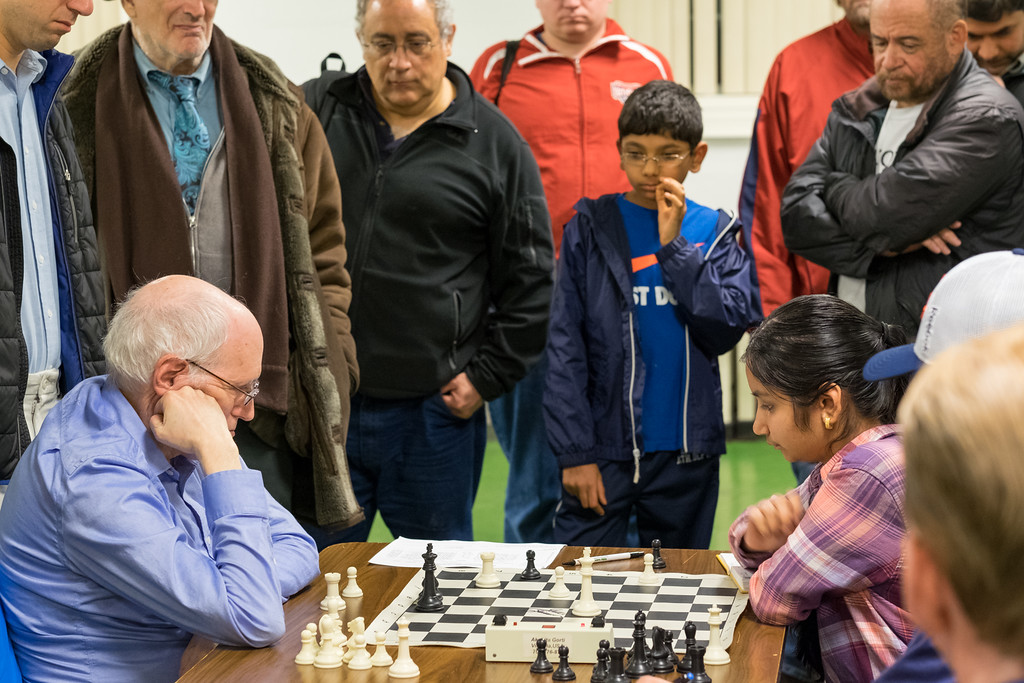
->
[899, 323, 1024, 658]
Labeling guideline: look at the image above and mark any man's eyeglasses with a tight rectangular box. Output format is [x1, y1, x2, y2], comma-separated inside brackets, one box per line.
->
[620, 151, 691, 168]
[187, 360, 260, 406]
[362, 38, 436, 58]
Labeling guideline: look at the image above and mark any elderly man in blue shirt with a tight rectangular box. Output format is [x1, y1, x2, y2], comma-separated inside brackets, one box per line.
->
[0, 275, 320, 682]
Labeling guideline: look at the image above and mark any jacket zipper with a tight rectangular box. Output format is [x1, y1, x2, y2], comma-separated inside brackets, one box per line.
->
[186, 130, 224, 274]
[449, 290, 462, 372]
[52, 143, 77, 243]
[627, 309, 641, 484]
[682, 328, 691, 454]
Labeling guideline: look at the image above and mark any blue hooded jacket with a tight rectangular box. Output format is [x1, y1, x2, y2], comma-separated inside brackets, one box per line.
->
[543, 193, 761, 473]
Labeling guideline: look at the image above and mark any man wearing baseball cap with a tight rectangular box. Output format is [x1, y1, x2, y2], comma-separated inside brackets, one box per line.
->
[868, 248, 1024, 682]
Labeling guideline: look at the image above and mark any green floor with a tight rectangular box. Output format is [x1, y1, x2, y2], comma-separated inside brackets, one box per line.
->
[367, 438, 794, 551]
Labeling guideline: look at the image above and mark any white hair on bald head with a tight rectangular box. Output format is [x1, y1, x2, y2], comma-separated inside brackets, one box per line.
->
[356, 0, 455, 40]
[102, 277, 232, 396]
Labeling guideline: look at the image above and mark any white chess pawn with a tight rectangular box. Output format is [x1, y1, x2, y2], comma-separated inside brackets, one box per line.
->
[342, 566, 363, 598]
[370, 630, 394, 667]
[320, 571, 342, 611]
[313, 627, 343, 669]
[572, 547, 600, 617]
[343, 616, 365, 663]
[294, 628, 317, 665]
[638, 553, 661, 585]
[347, 634, 373, 670]
[704, 604, 731, 665]
[475, 551, 500, 588]
[548, 566, 572, 598]
[388, 619, 420, 679]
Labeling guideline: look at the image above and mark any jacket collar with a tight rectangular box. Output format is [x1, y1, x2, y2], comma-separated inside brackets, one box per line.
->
[31, 49, 74, 127]
[836, 48, 975, 145]
[332, 62, 479, 132]
[574, 194, 635, 304]
[518, 18, 632, 64]
[832, 17, 873, 73]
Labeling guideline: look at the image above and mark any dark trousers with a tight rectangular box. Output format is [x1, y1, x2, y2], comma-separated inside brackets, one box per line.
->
[329, 392, 487, 544]
[553, 452, 720, 549]
[489, 357, 561, 544]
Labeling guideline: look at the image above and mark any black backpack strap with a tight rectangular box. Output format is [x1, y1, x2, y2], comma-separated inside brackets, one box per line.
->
[303, 53, 349, 118]
[320, 52, 346, 74]
[494, 40, 521, 107]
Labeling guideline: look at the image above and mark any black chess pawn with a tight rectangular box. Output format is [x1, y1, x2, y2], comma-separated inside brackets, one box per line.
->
[605, 647, 629, 683]
[677, 620, 697, 672]
[590, 646, 609, 683]
[624, 611, 651, 677]
[552, 644, 576, 681]
[688, 644, 712, 683]
[651, 538, 667, 570]
[530, 638, 554, 674]
[663, 629, 680, 669]
[492, 614, 507, 626]
[520, 549, 542, 580]
[649, 625, 675, 675]
[413, 542, 444, 612]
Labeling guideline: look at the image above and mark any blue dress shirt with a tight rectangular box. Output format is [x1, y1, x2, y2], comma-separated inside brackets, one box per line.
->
[0, 376, 320, 682]
[132, 40, 222, 162]
[0, 51, 59, 373]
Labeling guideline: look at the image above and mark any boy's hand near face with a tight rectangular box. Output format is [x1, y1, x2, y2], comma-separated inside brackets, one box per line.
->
[657, 177, 686, 246]
[562, 463, 607, 515]
[741, 490, 805, 553]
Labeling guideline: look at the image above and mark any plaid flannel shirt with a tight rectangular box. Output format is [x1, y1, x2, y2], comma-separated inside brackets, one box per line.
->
[729, 425, 914, 683]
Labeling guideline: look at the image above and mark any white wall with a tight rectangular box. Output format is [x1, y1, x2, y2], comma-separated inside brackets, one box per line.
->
[214, 0, 542, 85]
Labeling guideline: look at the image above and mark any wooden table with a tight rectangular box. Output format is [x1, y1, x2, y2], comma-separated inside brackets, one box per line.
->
[177, 543, 782, 682]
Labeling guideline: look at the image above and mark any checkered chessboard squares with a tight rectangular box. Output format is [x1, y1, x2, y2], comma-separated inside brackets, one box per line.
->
[366, 567, 748, 652]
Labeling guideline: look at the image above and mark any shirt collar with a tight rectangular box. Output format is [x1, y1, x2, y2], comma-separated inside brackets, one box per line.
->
[0, 50, 48, 89]
[133, 38, 212, 85]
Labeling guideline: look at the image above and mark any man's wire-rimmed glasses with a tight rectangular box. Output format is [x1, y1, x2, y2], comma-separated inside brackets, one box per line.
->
[187, 360, 260, 406]
[362, 38, 436, 59]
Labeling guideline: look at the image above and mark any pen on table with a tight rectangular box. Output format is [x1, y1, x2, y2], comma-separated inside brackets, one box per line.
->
[562, 551, 644, 566]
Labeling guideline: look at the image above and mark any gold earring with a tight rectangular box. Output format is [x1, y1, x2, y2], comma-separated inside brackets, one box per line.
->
[823, 415, 832, 430]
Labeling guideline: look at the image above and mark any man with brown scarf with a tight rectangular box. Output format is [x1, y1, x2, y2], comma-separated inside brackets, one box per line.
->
[62, 0, 363, 544]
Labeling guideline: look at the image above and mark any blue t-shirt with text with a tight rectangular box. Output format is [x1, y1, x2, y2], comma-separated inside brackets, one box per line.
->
[616, 194, 719, 452]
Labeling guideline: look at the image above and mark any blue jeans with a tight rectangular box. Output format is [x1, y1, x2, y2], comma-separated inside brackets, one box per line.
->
[488, 357, 561, 543]
[554, 452, 720, 549]
[328, 392, 487, 544]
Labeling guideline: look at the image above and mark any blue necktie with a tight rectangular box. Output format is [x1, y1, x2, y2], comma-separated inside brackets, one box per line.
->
[147, 71, 210, 214]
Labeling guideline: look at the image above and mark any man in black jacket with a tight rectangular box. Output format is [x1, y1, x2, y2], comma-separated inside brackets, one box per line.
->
[967, 0, 1024, 106]
[782, 0, 1024, 336]
[0, 0, 105, 489]
[304, 0, 553, 543]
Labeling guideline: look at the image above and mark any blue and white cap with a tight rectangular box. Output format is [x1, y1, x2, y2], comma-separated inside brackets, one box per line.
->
[863, 249, 1024, 380]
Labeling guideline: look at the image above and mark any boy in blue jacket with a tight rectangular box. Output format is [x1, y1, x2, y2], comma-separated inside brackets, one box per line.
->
[544, 80, 761, 548]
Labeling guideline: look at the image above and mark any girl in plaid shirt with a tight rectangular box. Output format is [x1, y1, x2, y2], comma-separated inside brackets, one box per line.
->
[729, 295, 914, 683]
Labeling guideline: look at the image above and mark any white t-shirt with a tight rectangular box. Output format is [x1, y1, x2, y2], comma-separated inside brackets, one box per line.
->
[838, 100, 924, 311]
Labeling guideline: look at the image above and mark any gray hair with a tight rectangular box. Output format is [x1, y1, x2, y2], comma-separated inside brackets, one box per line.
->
[102, 278, 231, 396]
[355, 0, 455, 40]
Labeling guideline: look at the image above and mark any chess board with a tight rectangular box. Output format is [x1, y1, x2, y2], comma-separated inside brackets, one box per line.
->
[366, 567, 748, 653]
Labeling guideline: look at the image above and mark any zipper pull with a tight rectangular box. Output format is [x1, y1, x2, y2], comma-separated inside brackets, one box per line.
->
[632, 448, 641, 484]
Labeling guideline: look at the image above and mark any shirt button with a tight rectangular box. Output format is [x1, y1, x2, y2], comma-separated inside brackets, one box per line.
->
[37, 254, 44, 264]
[1, 68, 8, 75]
[30, 200, 37, 211]
[46, 309, 53, 319]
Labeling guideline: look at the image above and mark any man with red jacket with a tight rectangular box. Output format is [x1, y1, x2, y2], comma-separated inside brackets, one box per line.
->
[471, 0, 671, 544]
[739, 0, 874, 316]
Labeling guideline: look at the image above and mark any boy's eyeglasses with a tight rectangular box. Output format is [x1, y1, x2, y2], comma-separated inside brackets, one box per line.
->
[620, 151, 691, 168]
[362, 39, 436, 58]
[187, 360, 260, 406]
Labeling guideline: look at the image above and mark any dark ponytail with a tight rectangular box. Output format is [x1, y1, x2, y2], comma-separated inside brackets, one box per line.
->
[743, 295, 911, 433]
